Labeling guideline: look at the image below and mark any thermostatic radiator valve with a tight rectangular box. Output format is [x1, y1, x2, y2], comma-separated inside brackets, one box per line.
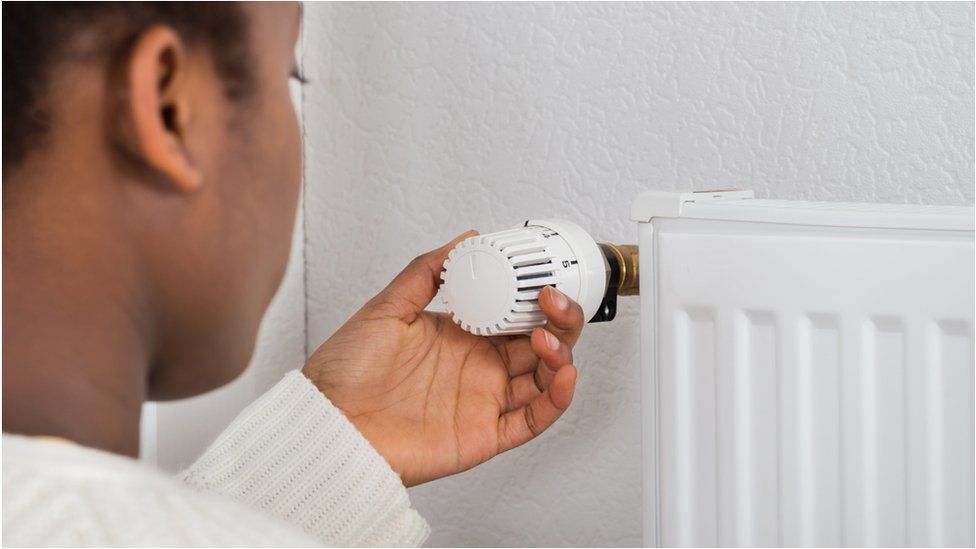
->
[439, 219, 638, 336]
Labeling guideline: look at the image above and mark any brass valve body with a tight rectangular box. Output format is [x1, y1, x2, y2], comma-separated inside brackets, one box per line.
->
[598, 243, 639, 296]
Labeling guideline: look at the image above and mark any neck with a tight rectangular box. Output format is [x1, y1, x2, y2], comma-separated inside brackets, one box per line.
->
[2, 160, 153, 457]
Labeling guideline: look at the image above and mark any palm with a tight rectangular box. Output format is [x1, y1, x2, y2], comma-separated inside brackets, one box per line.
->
[307, 312, 505, 484]
[303, 232, 582, 486]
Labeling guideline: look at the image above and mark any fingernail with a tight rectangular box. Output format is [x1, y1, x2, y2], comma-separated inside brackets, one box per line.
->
[550, 286, 568, 311]
[544, 329, 560, 350]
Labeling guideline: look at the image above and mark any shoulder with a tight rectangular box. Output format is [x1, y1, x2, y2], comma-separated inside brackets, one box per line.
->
[2, 434, 316, 547]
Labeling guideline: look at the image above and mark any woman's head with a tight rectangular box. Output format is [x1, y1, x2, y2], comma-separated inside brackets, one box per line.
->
[3, 2, 303, 399]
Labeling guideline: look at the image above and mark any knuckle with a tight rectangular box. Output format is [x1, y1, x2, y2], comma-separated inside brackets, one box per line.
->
[524, 405, 542, 438]
[505, 382, 517, 409]
[370, 298, 403, 320]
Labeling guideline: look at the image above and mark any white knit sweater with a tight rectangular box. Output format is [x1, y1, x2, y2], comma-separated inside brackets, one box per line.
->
[2, 371, 430, 547]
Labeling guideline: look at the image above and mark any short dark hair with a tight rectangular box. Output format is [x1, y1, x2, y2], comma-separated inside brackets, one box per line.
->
[2, 2, 254, 169]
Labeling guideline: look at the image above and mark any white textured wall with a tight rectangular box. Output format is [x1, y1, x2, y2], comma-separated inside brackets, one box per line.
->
[302, 3, 973, 546]
[135, 1, 974, 545]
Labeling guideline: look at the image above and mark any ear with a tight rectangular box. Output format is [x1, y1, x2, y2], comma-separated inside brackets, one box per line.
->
[122, 25, 202, 192]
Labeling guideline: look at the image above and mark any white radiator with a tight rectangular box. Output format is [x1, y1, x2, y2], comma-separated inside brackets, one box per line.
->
[632, 190, 975, 547]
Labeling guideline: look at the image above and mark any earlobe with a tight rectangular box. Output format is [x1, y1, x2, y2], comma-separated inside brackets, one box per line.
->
[121, 25, 202, 192]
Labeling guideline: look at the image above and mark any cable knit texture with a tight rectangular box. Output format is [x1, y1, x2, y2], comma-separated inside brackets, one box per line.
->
[2, 371, 430, 547]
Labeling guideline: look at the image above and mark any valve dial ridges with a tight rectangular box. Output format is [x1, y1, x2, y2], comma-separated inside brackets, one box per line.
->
[440, 226, 567, 336]
[438, 216, 615, 337]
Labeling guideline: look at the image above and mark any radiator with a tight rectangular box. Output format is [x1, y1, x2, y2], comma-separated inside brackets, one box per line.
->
[632, 190, 975, 547]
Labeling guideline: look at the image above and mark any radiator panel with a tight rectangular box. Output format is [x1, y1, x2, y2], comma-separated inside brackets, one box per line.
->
[640, 205, 974, 547]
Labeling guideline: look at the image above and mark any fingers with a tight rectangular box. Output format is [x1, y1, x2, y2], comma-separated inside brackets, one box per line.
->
[497, 364, 578, 453]
[369, 230, 478, 323]
[503, 372, 541, 412]
[492, 336, 538, 377]
[529, 326, 573, 390]
[494, 286, 584, 378]
[494, 324, 573, 381]
[539, 286, 585, 348]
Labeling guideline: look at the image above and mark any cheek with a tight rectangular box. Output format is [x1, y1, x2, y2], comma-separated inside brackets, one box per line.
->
[219, 84, 302, 285]
[282, 92, 302, 203]
[257, 87, 303, 276]
[274, 90, 302, 231]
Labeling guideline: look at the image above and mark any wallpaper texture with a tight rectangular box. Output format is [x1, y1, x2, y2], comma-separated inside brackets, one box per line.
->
[302, 3, 973, 546]
[148, 3, 975, 547]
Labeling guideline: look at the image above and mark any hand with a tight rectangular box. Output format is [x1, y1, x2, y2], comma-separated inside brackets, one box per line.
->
[303, 231, 583, 487]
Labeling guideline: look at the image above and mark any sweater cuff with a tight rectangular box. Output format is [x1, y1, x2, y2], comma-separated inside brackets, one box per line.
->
[178, 371, 430, 547]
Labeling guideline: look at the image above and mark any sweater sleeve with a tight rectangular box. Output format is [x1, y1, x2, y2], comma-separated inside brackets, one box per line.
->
[177, 371, 430, 547]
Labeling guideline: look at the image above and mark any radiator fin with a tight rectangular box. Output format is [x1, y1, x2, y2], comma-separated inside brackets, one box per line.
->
[659, 311, 974, 547]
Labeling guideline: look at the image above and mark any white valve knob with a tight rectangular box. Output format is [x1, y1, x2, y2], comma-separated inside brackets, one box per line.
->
[439, 219, 608, 336]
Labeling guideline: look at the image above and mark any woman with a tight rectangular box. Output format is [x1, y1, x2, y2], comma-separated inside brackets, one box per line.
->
[2, 3, 582, 546]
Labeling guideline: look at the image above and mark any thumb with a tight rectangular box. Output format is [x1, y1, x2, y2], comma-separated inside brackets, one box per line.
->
[368, 229, 478, 324]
